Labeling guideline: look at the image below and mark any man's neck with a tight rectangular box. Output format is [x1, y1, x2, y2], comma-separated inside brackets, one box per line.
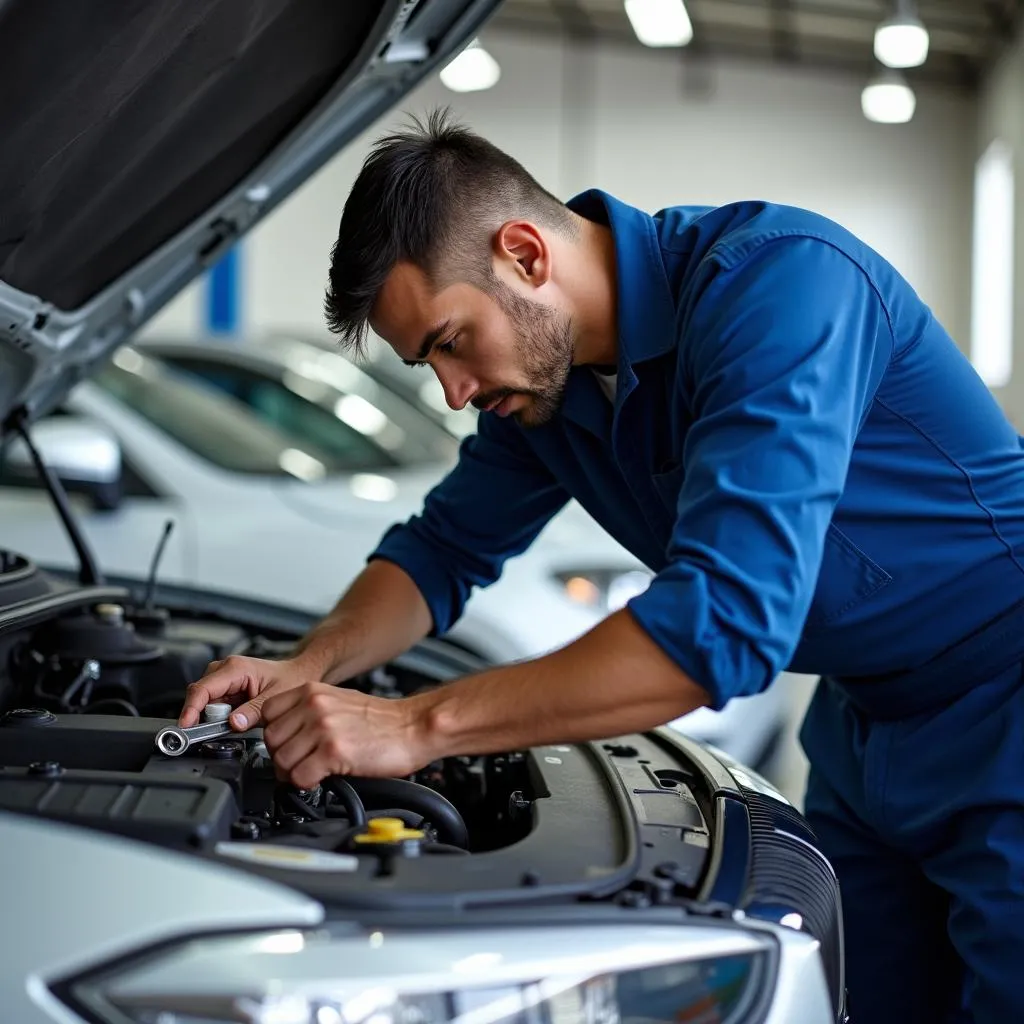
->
[561, 216, 619, 368]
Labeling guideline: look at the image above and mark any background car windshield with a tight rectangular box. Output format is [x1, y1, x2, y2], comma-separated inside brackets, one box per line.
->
[152, 343, 461, 467]
[94, 351, 396, 479]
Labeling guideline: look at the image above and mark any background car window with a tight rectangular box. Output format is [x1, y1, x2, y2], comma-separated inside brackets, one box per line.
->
[93, 353, 387, 479]
[158, 359, 397, 471]
[148, 345, 461, 467]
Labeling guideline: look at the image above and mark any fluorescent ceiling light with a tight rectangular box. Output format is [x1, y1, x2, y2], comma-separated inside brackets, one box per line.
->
[861, 71, 916, 124]
[874, 13, 929, 69]
[971, 140, 1015, 389]
[439, 40, 500, 93]
[624, 0, 693, 47]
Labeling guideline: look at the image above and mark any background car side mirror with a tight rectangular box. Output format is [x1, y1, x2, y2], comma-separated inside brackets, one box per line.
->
[2, 415, 125, 512]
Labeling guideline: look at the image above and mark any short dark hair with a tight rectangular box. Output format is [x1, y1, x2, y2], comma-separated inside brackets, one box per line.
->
[323, 107, 576, 356]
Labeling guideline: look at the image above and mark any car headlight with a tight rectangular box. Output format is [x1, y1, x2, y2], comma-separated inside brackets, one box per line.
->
[556, 569, 653, 612]
[66, 923, 774, 1024]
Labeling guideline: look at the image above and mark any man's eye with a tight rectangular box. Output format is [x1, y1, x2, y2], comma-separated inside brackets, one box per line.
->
[437, 335, 457, 355]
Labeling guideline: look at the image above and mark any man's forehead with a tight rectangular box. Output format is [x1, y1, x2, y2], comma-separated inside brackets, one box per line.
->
[371, 262, 470, 362]
[369, 262, 435, 349]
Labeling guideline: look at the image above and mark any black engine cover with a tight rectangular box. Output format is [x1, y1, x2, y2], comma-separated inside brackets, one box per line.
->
[0, 710, 277, 851]
[0, 766, 237, 851]
[0, 709, 168, 771]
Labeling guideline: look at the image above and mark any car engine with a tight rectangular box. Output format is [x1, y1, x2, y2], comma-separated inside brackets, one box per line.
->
[0, 550, 847, 1018]
[0, 551, 533, 864]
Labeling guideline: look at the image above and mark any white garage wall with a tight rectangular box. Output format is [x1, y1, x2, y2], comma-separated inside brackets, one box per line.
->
[586, 48, 975, 347]
[976, 32, 1024, 423]
[142, 27, 976, 351]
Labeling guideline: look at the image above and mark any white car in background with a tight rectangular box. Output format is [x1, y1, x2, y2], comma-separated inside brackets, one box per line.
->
[2, 342, 791, 771]
[139, 332, 660, 621]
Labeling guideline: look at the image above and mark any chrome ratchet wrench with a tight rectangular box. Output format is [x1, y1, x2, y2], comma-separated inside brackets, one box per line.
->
[155, 720, 234, 757]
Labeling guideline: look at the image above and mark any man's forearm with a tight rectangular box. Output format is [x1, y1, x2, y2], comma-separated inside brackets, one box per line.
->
[409, 607, 712, 758]
[291, 559, 433, 684]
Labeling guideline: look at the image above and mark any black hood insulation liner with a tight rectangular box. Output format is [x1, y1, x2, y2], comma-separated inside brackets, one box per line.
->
[0, 0, 380, 310]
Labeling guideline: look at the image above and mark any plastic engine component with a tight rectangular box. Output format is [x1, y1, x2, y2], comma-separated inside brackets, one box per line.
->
[204, 703, 232, 722]
[0, 767, 237, 851]
[0, 712, 167, 771]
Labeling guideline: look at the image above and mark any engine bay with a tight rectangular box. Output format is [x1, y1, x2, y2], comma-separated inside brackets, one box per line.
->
[0, 552, 538, 854]
[0, 551, 720, 910]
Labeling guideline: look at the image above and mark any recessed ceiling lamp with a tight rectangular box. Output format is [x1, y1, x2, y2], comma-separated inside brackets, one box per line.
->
[874, 0, 930, 68]
[861, 68, 917, 124]
[624, 0, 693, 47]
[439, 38, 501, 93]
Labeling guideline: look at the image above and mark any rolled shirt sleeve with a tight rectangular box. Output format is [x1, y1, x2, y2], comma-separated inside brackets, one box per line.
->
[626, 236, 895, 709]
[370, 409, 571, 636]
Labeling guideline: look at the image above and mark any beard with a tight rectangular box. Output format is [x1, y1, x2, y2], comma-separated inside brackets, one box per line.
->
[470, 280, 575, 428]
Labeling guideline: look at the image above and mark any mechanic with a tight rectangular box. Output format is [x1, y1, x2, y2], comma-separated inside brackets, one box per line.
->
[180, 110, 1024, 1023]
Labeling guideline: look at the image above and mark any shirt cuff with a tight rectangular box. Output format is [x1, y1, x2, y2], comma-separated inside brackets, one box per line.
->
[625, 568, 781, 711]
[368, 521, 469, 637]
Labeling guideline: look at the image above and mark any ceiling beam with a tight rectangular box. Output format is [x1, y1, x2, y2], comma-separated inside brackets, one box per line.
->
[487, 12, 977, 90]
[769, 0, 801, 62]
[549, 0, 596, 38]
[694, 0, 989, 34]
[983, 0, 1015, 36]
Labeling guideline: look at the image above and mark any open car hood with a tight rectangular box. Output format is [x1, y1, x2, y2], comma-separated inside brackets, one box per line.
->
[0, 0, 502, 434]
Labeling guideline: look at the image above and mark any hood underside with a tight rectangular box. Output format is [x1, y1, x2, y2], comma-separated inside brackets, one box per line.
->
[0, 0, 501, 431]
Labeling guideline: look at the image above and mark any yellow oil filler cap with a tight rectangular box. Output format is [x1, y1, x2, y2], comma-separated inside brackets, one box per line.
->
[353, 816, 426, 844]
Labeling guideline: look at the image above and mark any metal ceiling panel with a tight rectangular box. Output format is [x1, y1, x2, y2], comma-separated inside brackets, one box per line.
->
[489, 0, 1022, 90]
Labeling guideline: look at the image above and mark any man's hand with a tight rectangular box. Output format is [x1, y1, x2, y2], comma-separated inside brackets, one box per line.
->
[178, 655, 318, 731]
[262, 682, 429, 788]
[255, 609, 711, 791]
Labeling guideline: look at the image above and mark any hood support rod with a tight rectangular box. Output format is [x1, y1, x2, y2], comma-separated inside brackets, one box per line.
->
[9, 412, 103, 587]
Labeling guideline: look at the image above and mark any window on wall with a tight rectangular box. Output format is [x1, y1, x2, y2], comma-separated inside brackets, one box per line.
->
[971, 139, 1015, 389]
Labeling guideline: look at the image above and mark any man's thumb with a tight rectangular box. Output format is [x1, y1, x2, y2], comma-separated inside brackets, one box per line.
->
[230, 697, 264, 731]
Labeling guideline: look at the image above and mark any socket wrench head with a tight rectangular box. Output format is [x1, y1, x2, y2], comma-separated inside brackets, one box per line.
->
[155, 725, 188, 757]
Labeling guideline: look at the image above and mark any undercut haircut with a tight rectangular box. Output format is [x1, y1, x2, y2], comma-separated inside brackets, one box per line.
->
[323, 107, 578, 356]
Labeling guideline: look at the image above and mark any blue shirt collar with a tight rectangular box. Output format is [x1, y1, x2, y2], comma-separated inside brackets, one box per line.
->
[554, 190, 678, 439]
[566, 189, 679, 367]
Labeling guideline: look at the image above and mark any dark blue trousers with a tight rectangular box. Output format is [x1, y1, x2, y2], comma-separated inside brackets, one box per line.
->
[800, 601, 1024, 1024]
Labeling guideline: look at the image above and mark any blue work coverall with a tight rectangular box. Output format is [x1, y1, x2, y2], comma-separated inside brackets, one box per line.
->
[371, 189, 1024, 1023]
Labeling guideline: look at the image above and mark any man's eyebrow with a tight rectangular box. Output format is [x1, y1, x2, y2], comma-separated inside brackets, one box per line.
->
[402, 320, 452, 366]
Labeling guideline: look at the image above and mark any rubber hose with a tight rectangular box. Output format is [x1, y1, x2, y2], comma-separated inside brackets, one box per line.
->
[424, 842, 469, 855]
[324, 776, 367, 827]
[347, 776, 469, 848]
[325, 806, 425, 829]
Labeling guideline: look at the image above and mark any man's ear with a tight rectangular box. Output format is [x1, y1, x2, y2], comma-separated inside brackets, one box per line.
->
[494, 220, 551, 287]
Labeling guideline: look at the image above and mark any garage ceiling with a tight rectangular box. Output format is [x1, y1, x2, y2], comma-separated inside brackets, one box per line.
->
[487, 0, 1023, 90]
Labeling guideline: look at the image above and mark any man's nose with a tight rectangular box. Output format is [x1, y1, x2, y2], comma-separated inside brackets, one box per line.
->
[437, 367, 477, 411]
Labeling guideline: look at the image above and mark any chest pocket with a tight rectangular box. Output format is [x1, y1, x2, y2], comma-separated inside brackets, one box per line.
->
[803, 523, 892, 634]
[652, 460, 684, 510]
[649, 463, 891, 631]
[647, 461, 685, 540]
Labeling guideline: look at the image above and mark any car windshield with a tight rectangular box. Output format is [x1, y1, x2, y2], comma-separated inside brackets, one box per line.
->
[93, 349, 404, 480]
[141, 338, 463, 467]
